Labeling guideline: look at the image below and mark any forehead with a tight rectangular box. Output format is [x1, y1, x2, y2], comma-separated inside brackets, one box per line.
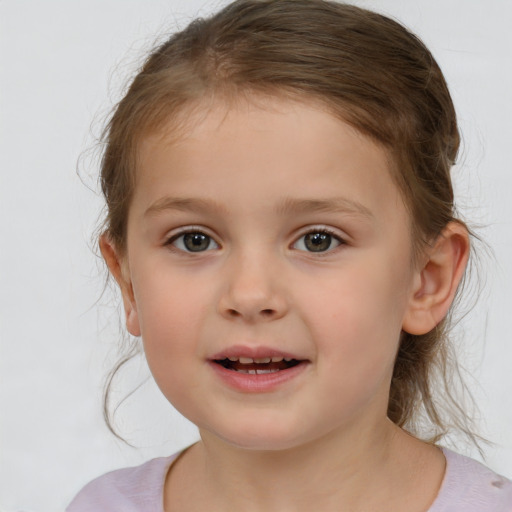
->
[134, 96, 408, 228]
[137, 91, 388, 163]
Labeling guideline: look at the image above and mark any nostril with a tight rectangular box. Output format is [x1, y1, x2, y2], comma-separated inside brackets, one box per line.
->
[261, 309, 274, 316]
[227, 309, 240, 317]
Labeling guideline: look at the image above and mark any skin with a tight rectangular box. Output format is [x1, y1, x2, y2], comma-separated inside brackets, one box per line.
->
[102, 97, 469, 511]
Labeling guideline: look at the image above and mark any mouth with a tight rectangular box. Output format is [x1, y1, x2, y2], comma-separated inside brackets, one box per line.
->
[213, 356, 302, 374]
[209, 348, 309, 392]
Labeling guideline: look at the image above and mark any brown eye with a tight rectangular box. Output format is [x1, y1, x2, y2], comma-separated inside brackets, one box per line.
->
[171, 232, 219, 252]
[294, 231, 342, 253]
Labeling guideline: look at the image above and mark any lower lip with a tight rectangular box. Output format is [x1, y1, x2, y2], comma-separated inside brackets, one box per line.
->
[208, 361, 309, 393]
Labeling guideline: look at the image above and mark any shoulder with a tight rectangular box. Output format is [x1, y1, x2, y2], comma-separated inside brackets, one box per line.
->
[429, 448, 512, 512]
[66, 453, 180, 512]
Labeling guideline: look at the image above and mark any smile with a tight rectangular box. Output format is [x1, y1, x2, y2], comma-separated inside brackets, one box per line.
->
[214, 356, 302, 374]
[209, 348, 309, 392]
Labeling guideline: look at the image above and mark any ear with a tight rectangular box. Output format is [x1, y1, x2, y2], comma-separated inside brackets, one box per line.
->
[99, 235, 141, 337]
[402, 222, 470, 335]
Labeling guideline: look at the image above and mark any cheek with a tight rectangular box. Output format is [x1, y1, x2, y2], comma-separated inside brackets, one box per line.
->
[302, 259, 408, 375]
[133, 261, 211, 332]
[131, 270, 212, 385]
[137, 294, 208, 419]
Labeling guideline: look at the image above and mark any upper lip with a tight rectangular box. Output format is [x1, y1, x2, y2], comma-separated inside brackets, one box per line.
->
[210, 345, 305, 362]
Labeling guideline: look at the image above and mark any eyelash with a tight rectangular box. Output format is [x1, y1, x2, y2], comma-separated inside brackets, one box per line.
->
[292, 227, 345, 254]
[165, 227, 346, 254]
[166, 228, 219, 254]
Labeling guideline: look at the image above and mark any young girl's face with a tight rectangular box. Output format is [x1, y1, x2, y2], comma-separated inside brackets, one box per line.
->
[117, 97, 422, 451]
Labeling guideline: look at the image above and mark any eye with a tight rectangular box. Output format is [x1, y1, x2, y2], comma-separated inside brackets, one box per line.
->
[293, 230, 343, 253]
[169, 231, 219, 253]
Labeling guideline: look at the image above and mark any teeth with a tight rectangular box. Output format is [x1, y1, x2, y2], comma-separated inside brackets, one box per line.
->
[235, 357, 277, 364]
[234, 368, 280, 374]
[254, 357, 271, 363]
[223, 355, 293, 364]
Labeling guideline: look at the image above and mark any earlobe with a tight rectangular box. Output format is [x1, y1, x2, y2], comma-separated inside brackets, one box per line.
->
[99, 235, 141, 337]
[402, 222, 470, 335]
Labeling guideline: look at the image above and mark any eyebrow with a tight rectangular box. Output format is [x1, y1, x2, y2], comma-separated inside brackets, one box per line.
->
[144, 196, 374, 219]
[276, 197, 374, 219]
[144, 197, 228, 217]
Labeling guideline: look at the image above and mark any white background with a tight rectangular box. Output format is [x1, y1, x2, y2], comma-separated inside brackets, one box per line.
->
[1, 1, 511, 510]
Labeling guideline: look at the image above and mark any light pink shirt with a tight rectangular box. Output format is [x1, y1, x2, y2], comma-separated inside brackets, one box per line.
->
[67, 448, 512, 511]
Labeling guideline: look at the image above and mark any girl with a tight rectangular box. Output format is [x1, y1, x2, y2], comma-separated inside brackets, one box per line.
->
[67, 0, 512, 510]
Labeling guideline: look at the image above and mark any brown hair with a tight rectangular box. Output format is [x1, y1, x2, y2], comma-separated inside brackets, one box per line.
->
[101, 0, 478, 445]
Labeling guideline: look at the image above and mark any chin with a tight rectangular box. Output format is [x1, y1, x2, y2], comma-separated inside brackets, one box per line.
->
[221, 436, 305, 452]
[202, 418, 314, 452]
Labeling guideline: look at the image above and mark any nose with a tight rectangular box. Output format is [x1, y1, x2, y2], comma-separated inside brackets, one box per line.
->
[217, 251, 288, 323]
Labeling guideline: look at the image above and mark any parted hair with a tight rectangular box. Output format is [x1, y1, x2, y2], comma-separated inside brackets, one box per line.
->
[101, 0, 477, 444]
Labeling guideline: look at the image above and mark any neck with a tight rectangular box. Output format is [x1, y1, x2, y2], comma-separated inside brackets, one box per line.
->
[166, 417, 442, 512]
[203, 418, 395, 510]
